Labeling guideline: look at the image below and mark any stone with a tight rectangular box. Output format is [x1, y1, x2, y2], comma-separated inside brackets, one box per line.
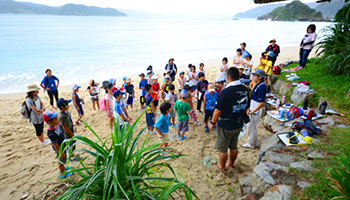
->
[239, 172, 253, 187]
[291, 86, 315, 105]
[311, 137, 320, 144]
[251, 162, 288, 195]
[236, 194, 259, 200]
[337, 124, 348, 128]
[260, 184, 292, 200]
[297, 181, 312, 188]
[258, 134, 284, 164]
[290, 160, 314, 171]
[308, 150, 325, 159]
[241, 187, 253, 196]
[263, 115, 292, 134]
[273, 79, 292, 97]
[316, 117, 335, 127]
[262, 151, 295, 166]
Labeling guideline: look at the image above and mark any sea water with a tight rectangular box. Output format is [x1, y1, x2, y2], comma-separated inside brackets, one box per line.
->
[0, 14, 331, 94]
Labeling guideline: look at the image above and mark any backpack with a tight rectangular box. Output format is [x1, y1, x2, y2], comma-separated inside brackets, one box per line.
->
[272, 65, 281, 75]
[289, 106, 303, 119]
[21, 101, 31, 119]
[304, 119, 321, 135]
[99, 95, 107, 111]
[291, 121, 306, 132]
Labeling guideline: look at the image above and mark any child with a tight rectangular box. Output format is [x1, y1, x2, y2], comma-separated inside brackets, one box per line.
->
[233, 48, 243, 67]
[217, 57, 228, 87]
[72, 84, 83, 125]
[162, 75, 171, 100]
[154, 102, 172, 160]
[139, 73, 148, 110]
[196, 72, 208, 114]
[147, 70, 153, 84]
[215, 80, 223, 97]
[242, 54, 253, 78]
[165, 84, 178, 127]
[151, 75, 160, 111]
[113, 90, 131, 130]
[102, 82, 114, 129]
[57, 98, 79, 162]
[87, 80, 100, 112]
[199, 63, 206, 75]
[186, 64, 193, 81]
[124, 78, 135, 111]
[174, 90, 192, 141]
[177, 71, 186, 93]
[122, 76, 128, 88]
[145, 84, 157, 134]
[109, 78, 118, 93]
[265, 52, 274, 85]
[203, 84, 217, 132]
[188, 65, 199, 91]
[43, 111, 72, 179]
[184, 85, 201, 126]
[238, 66, 248, 79]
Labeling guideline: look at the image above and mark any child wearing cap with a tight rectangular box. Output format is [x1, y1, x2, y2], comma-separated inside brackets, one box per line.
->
[57, 98, 80, 162]
[177, 71, 186, 93]
[43, 111, 72, 179]
[122, 77, 128, 88]
[154, 102, 172, 160]
[87, 80, 100, 112]
[175, 90, 192, 141]
[113, 90, 131, 130]
[124, 78, 135, 111]
[139, 73, 148, 110]
[238, 66, 248, 79]
[165, 84, 178, 127]
[203, 83, 217, 132]
[184, 85, 201, 126]
[199, 63, 206, 75]
[72, 84, 83, 125]
[151, 75, 160, 110]
[144, 84, 157, 134]
[162, 75, 171, 100]
[196, 72, 208, 114]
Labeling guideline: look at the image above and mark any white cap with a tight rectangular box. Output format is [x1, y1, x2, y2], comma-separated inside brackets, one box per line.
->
[151, 75, 159, 80]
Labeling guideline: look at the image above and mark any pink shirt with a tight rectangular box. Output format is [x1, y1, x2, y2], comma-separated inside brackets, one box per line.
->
[302, 32, 317, 50]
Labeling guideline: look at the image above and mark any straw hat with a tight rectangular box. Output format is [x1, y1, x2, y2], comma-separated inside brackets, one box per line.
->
[270, 38, 276, 43]
[126, 78, 132, 83]
[27, 84, 40, 92]
[208, 84, 215, 92]
[237, 66, 245, 70]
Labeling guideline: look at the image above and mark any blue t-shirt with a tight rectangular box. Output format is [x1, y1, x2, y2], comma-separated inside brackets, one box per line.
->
[139, 79, 148, 97]
[72, 93, 82, 109]
[114, 100, 125, 115]
[251, 81, 267, 103]
[145, 93, 154, 115]
[47, 125, 65, 153]
[155, 113, 169, 134]
[41, 75, 59, 91]
[205, 92, 217, 111]
[241, 49, 250, 58]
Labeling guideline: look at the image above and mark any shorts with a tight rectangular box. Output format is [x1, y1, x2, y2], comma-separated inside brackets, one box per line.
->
[56, 149, 67, 164]
[76, 106, 84, 116]
[204, 110, 214, 122]
[177, 120, 189, 132]
[158, 132, 169, 143]
[189, 110, 197, 121]
[33, 122, 44, 136]
[127, 96, 133, 105]
[90, 95, 99, 102]
[170, 108, 175, 118]
[154, 100, 159, 107]
[171, 75, 176, 82]
[140, 96, 145, 104]
[146, 113, 155, 129]
[215, 127, 241, 153]
[191, 85, 197, 91]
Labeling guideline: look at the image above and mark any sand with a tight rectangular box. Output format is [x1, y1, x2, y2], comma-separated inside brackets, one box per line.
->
[0, 46, 316, 199]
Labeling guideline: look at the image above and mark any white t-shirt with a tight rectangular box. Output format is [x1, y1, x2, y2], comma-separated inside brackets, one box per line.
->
[178, 77, 186, 90]
[302, 32, 317, 50]
[189, 71, 198, 86]
[243, 59, 253, 76]
[198, 69, 206, 75]
[217, 64, 228, 82]
[233, 55, 243, 67]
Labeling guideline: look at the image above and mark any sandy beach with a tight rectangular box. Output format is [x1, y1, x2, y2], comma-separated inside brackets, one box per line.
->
[0, 46, 316, 199]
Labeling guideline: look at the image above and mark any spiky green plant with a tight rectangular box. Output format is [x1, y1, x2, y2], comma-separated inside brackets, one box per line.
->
[57, 111, 198, 199]
[327, 153, 350, 200]
[316, 3, 350, 75]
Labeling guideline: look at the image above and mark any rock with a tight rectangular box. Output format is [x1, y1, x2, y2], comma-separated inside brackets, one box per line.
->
[239, 172, 253, 187]
[316, 117, 335, 127]
[297, 181, 312, 188]
[273, 79, 292, 97]
[284, 145, 311, 152]
[242, 187, 253, 196]
[263, 115, 292, 134]
[258, 134, 284, 164]
[251, 162, 288, 195]
[236, 193, 259, 200]
[262, 151, 295, 166]
[260, 184, 292, 200]
[311, 137, 320, 144]
[290, 160, 314, 171]
[308, 150, 325, 159]
[291, 86, 315, 105]
[337, 124, 348, 128]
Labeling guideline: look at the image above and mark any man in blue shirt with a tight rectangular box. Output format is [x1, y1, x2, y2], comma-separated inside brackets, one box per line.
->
[240, 42, 250, 58]
[139, 73, 148, 110]
[242, 69, 267, 149]
[40, 69, 60, 109]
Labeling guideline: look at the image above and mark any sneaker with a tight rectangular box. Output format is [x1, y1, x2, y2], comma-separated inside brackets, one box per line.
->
[150, 130, 157, 134]
[179, 135, 187, 141]
[162, 153, 171, 161]
[74, 121, 80, 125]
[198, 111, 203, 114]
[205, 126, 209, 132]
[195, 121, 201, 126]
[172, 124, 178, 127]
[59, 171, 73, 179]
[240, 143, 255, 149]
[40, 139, 51, 145]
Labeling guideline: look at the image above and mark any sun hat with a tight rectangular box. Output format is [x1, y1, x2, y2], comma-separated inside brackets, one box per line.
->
[237, 66, 245, 70]
[108, 78, 116, 84]
[123, 76, 127, 81]
[147, 70, 152, 74]
[27, 84, 40, 92]
[180, 90, 188, 99]
[89, 79, 94, 85]
[126, 78, 131, 83]
[139, 73, 145, 77]
[240, 42, 246, 46]
[269, 38, 276, 43]
[151, 75, 159, 80]
[268, 52, 275, 57]
[112, 90, 125, 98]
[72, 84, 81, 90]
[252, 69, 266, 77]
[208, 84, 215, 92]
[57, 98, 71, 108]
[43, 111, 58, 123]
[179, 71, 185, 74]
[164, 75, 171, 79]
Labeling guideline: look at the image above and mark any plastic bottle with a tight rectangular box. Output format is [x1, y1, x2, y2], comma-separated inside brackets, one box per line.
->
[300, 130, 309, 138]
[303, 98, 309, 110]
[301, 130, 313, 144]
[281, 96, 286, 104]
[319, 101, 328, 114]
[307, 109, 315, 120]
[276, 99, 280, 111]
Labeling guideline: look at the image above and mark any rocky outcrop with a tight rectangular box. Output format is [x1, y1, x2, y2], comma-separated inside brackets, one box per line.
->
[260, 184, 292, 200]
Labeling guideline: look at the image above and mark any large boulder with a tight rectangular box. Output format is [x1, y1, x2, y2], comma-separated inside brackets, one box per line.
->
[258, 134, 284, 164]
[261, 151, 295, 166]
[260, 184, 292, 200]
[273, 79, 292, 97]
[290, 160, 314, 171]
[307, 150, 325, 160]
[291, 86, 316, 105]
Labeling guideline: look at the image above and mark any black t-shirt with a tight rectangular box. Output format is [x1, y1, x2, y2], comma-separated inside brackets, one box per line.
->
[124, 84, 134, 95]
[240, 74, 247, 79]
[47, 125, 65, 153]
[197, 80, 209, 93]
[216, 83, 250, 130]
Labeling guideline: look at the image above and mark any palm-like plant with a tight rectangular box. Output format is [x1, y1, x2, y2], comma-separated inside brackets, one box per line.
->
[327, 153, 350, 200]
[57, 111, 198, 199]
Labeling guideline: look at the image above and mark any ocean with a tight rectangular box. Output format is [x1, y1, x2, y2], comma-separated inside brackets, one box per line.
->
[0, 14, 331, 94]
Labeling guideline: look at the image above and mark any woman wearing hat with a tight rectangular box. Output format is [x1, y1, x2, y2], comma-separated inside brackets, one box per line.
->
[265, 38, 280, 66]
[26, 84, 51, 145]
[241, 69, 267, 149]
[40, 69, 60, 109]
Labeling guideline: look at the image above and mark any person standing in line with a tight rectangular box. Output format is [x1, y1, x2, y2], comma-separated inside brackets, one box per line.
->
[217, 57, 229, 88]
[298, 24, 317, 69]
[233, 48, 243, 67]
[165, 58, 178, 83]
[40, 69, 59, 109]
[240, 42, 250, 58]
[209, 67, 250, 172]
[241, 69, 267, 149]
[265, 38, 280, 66]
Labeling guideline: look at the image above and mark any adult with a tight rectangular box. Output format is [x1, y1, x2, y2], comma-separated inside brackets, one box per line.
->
[299, 24, 317, 68]
[40, 69, 60, 109]
[240, 42, 250, 58]
[233, 48, 243, 67]
[209, 67, 250, 171]
[241, 69, 267, 149]
[165, 58, 178, 82]
[265, 38, 280, 66]
[25, 84, 50, 145]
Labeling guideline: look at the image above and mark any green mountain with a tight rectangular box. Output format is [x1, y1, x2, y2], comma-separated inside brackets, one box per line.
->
[0, 0, 127, 16]
[257, 0, 326, 21]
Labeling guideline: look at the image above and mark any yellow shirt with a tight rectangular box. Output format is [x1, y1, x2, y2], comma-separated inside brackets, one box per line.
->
[265, 61, 273, 75]
[257, 59, 267, 70]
